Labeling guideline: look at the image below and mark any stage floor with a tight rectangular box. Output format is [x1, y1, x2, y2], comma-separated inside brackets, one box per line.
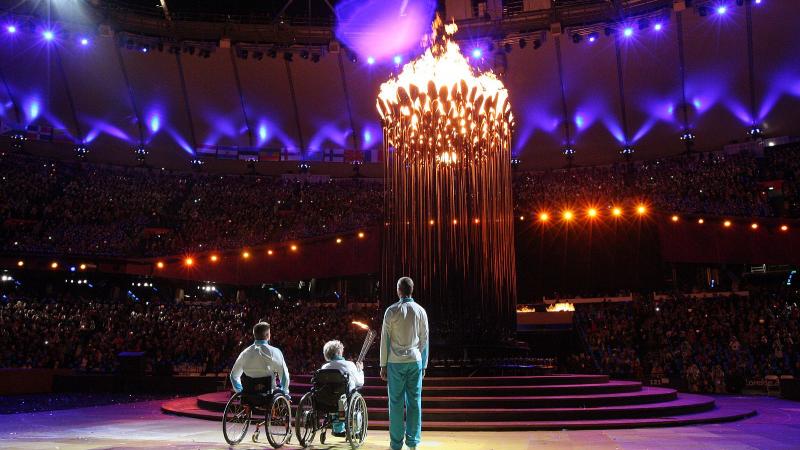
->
[0, 395, 797, 449]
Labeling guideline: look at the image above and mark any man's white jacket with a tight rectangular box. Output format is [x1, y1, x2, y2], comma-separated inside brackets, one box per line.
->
[321, 357, 365, 392]
[379, 297, 429, 368]
[230, 340, 290, 393]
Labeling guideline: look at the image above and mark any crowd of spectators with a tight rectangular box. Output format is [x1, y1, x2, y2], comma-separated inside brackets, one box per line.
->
[0, 292, 379, 376]
[514, 151, 775, 218]
[0, 154, 382, 256]
[2, 144, 800, 258]
[571, 291, 800, 393]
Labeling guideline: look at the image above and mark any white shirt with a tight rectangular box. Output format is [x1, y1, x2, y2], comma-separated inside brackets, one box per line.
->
[321, 358, 365, 392]
[230, 340, 290, 393]
[379, 297, 429, 368]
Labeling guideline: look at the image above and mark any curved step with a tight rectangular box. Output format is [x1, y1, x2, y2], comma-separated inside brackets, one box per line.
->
[349, 394, 716, 421]
[161, 396, 755, 430]
[282, 380, 643, 397]
[186, 392, 716, 421]
[197, 386, 676, 411]
[291, 374, 609, 387]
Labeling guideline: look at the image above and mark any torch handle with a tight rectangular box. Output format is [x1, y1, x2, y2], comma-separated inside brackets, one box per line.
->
[357, 329, 376, 364]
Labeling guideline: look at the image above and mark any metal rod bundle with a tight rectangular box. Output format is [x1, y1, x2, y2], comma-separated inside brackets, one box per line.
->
[377, 16, 517, 340]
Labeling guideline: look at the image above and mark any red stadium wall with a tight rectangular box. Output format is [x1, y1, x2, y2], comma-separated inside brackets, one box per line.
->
[0, 369, 71, 395]
[656, 220, 800, 264]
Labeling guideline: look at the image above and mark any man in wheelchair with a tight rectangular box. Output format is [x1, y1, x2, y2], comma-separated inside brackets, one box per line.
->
[224, 322, 293, 448]
[295, 340, 368, 448]
[230, 322, 290, 396]
[319, 340, 364, 437]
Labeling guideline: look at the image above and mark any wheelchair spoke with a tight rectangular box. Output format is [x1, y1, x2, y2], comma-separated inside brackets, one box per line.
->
[346, 393, 368, 448]
[222, 393, 250, 445]
[295, 392, 317, 447]
[266, 395, 291, 447]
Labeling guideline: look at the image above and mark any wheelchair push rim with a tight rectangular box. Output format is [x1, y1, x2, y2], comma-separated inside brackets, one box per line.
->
[265, 394, 292, 448]
[345, 391, 368, 449]
[222, 392, 250, 445]
[294, 392, 317, 447]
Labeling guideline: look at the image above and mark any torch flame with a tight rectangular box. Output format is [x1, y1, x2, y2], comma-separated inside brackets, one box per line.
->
[352, 321, 370, 330]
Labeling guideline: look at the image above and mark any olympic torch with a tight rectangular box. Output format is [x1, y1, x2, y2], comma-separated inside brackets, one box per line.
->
[352, 321, 376, 364]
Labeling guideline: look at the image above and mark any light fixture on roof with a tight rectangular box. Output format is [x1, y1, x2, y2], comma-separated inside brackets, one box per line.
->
[74, 143, 89, 160]
[134, 144, 149, 164]
[620, 146, 635, 159]
[10, 131, 26, 152]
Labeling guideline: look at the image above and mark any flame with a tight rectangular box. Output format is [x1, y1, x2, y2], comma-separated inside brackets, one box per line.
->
[516, 305, 536, 313]
[546, 302, 575, 312]
[352, 321, 370, 330]
[377, 15, 513, 165]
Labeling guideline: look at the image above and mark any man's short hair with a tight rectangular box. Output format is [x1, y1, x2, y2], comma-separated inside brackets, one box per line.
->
[397, 276, 414, 297]
[323, 340, 344, 361]
[253, 322, 270, 340]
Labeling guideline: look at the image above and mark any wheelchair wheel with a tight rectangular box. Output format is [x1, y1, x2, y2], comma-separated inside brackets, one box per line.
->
[345, 391, 368, 449]
[265, 394, 292, 448]
[222, 392, 251, 445]
[295, 392, 317, 447]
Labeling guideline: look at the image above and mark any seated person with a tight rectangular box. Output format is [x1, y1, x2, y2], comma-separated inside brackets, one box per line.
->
[230, 322, 290, 396]
[320, 339, 364, 436]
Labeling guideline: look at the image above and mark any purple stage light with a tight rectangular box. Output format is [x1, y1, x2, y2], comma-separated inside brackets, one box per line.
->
[43, 30, 54, 41]
[80, 38, 89, 46]
[28, 101, 40, 120]
[6, 25, 16, 34]
[149, 115, 160, 133]
[623, 27, 634, 37]
[393, 55, 402, 65]
[334, 0, 436, 62]
[717, 5, 727, 14]
[588, 35, 596, 43]
[472, 48, 482, 58]
[367, 56, 375, 65]
[654, 23, 663, 31]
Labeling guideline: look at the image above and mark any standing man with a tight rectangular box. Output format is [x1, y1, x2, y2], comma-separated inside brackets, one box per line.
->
[380, 277, 429, 450]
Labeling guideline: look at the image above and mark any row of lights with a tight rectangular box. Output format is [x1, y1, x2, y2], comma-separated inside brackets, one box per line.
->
[669, 215, 787, 232]
[520, 205, 790, 231]
[156, 231, 367, 269]
[5, 24, 91, 46]
[466, 0, 765, 56]
[525, 205, 649, 223]
[16, 261, 89, 271]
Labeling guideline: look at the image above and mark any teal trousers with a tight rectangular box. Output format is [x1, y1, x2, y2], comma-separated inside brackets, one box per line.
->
[387, 362, 423, 450]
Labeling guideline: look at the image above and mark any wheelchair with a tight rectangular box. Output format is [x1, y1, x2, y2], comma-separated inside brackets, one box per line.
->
[294, 369, 368, 449]
[222, 374, 292, 448]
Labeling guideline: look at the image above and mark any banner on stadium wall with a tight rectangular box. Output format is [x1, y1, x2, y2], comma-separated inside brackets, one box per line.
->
[195, 145, 306, 162]
[0, 120, 71, 144]
[321, 148, 380, 163]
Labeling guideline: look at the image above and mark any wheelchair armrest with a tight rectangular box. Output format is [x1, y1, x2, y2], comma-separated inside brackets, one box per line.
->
[271, 388, 290, 398]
